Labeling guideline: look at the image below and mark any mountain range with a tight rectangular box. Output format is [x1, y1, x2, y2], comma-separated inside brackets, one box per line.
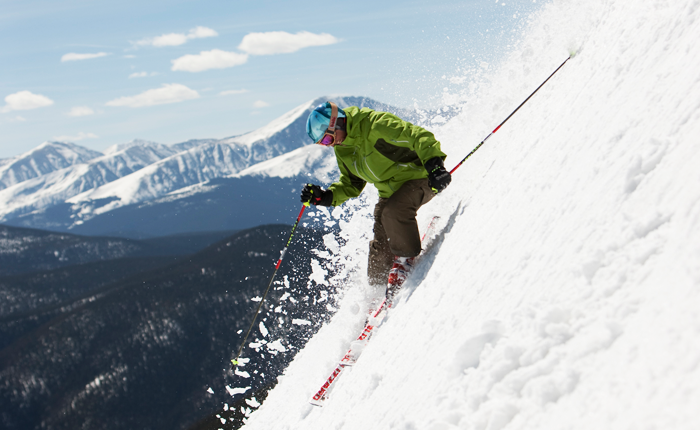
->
[0, 96, 452, 239]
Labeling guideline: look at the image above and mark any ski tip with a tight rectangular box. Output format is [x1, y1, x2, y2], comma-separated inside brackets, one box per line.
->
[309, 398, 325, 407]
[309, 393, 329, 407]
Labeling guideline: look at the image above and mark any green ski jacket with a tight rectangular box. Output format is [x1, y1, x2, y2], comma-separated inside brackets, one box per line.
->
[328, 106, 447, 206]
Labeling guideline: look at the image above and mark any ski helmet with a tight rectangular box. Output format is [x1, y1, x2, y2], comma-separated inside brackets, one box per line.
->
[306, 101, 346, 143]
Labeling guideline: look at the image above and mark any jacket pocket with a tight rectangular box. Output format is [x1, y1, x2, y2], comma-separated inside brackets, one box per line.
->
[374, 139, 423, 166]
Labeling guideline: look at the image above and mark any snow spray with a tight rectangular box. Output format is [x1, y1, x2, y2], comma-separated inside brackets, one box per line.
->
[449, 55, 572, 175]
[231, 205, 307, 369]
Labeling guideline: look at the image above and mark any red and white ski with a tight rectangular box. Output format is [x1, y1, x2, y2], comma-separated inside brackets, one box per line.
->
[309, 216, 440, 406]
[308, 298, 388, 405]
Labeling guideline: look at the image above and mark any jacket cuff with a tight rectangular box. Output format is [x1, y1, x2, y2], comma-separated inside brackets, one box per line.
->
[319, 190, 334, 206]
[424, 157, 445, 173]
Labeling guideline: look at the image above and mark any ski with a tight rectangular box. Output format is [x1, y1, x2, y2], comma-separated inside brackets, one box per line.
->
[308, 298, 388, 406]
[309, 216, 440, 406]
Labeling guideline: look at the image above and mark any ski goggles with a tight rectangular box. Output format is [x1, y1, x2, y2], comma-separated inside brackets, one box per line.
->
[314, 102, 340, 146]
[317, 130, 336, 146]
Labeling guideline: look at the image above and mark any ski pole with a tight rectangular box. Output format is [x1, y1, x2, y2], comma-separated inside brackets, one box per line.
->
[231, 204, 307, 369]
[450, 55, 572, 175]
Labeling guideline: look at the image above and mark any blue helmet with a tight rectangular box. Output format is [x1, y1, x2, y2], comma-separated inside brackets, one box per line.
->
[306, 102, 346, 142]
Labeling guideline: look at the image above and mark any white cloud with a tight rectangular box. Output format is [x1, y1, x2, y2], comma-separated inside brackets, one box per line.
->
[220, 89, 248, 96]
[2, 90, 54, 112]
[67, 106, 95, 117]
[188, 26, 218, 39]
[238, 31, 339, 55]
[151, 33, 189, 47]
[171, 49, 248, 72]
[61, 52, 110, 62]
[129, 71, 158, 79]
[105, 83, 200, 108]
[135, 26, 218, 47]
[53, 132, 98, 141]
[253, 100, 269, 108]
[8, 116, 27, 122]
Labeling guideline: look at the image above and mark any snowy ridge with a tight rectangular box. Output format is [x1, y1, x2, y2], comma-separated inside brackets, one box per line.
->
[171, 138, 219, 153]
[0, 141, 102, 190]
[230, 145, 337, 184]
[103, 139, 163, 155]
[238, 0, 700, 428]
[0, 142, 181, 221]
[224, 101, 315, 148]
[66, 141, 254, 215]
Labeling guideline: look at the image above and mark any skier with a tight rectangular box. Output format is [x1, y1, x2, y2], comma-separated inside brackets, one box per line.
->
[300, 101, 451, 303]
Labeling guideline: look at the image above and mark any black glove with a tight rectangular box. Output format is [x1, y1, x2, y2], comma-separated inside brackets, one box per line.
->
[300, 183, 333, 206]
[425, 157, 451, 193]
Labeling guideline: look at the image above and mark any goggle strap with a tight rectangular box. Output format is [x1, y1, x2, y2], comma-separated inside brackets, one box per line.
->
[328, 101, 338, 130]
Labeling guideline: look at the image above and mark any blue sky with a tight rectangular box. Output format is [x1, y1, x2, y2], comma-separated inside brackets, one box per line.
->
[0, 0, 541, 158]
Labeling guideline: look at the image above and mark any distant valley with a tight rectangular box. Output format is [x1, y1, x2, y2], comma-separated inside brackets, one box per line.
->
[0, 223, 335, 430]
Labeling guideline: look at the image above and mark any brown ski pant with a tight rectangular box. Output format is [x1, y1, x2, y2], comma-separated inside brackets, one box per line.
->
[367, 178, 435, 287]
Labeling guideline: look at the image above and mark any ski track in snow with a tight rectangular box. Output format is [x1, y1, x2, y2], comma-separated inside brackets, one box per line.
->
[235, 0, 700, 428]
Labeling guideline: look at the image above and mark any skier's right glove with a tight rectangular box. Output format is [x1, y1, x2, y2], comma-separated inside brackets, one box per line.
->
[425, 157, 451, 193]
[300, 183, 333, 206]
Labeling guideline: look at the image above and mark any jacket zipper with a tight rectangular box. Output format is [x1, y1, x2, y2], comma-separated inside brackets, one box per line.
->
[398, 163, 422, 171]
[350, 148, 381, 182]
[362, 157, 381, 181]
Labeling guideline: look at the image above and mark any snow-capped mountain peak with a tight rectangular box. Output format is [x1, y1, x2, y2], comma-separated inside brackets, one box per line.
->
[103, 139, 163, 155]
[0, 137, 219, 223]
[0, 141, 103, 190]
[225, 101, 316, 148]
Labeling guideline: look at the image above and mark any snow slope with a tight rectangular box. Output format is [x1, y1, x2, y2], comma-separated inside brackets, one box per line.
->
[237, 0, 700, 428]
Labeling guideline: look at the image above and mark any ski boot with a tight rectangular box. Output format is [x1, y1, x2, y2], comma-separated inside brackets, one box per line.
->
[385, 256, 415, 308]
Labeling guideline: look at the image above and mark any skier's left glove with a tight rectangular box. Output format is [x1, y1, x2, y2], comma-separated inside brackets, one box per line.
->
[300, 183, 333, 206]
[425, 157, 451, 193]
